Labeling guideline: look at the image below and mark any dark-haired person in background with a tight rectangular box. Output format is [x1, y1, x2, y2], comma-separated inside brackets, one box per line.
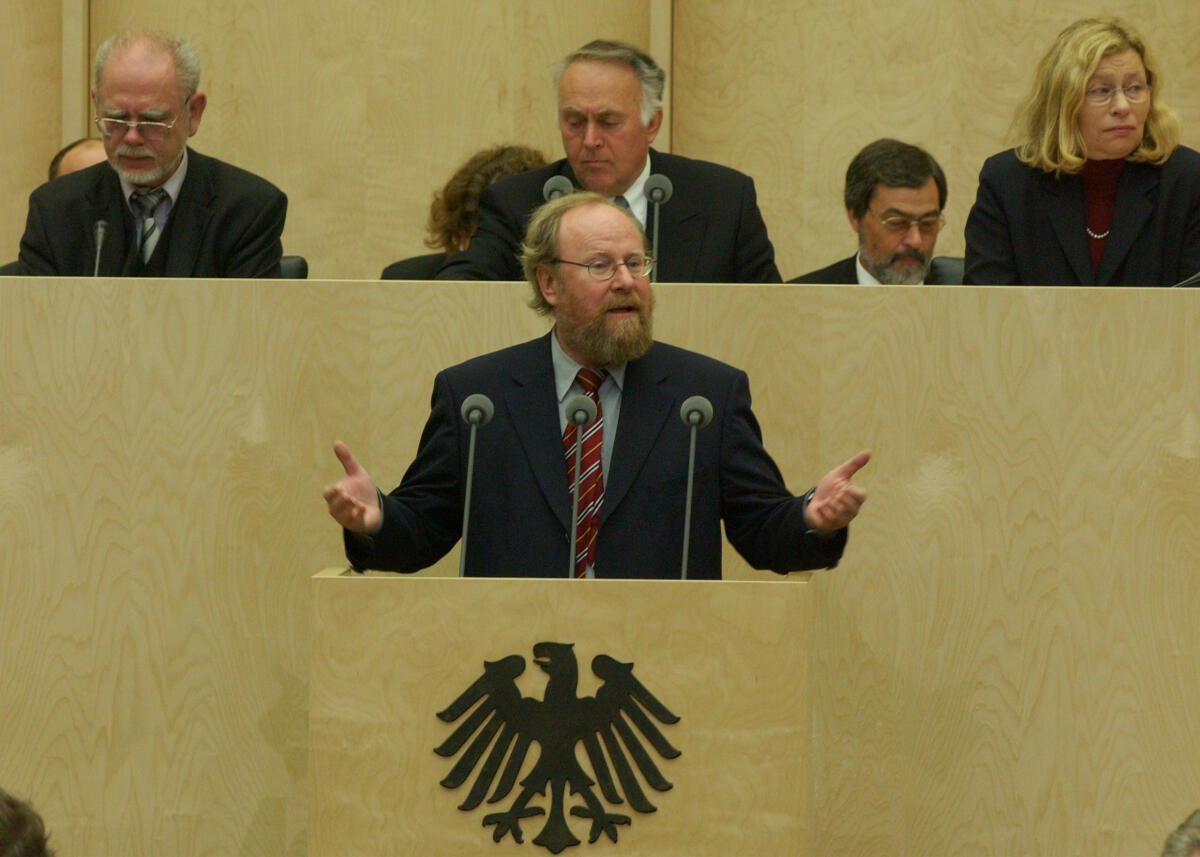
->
[18, 30, 287, 278]
[964, 17, 1200, 286]
[382, 144, 547, 279]
[0, 787, 54, 857]
[436, 39, 780, 283]
[791, 138, 952, 284]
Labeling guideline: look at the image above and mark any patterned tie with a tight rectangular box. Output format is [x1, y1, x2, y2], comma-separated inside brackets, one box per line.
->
[563, 368, 605, 578]
[130, 187, 169, 262]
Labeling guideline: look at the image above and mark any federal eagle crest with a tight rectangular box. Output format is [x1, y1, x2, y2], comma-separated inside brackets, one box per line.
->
[434, 641, 681, 853]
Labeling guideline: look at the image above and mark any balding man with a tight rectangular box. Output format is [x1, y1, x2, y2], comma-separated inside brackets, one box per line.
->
[18, 30, 286, 277]
[435, 40, 780, 284]
[328, 193, 868, 579]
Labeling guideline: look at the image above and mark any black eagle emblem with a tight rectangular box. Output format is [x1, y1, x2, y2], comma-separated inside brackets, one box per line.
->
[434, 641, 682, 853]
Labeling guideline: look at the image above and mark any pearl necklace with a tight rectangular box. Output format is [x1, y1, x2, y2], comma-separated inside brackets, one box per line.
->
[1086, 226, 1110, 240]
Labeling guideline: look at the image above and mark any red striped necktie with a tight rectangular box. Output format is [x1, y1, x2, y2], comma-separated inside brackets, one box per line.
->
[563, 368, 605, 577]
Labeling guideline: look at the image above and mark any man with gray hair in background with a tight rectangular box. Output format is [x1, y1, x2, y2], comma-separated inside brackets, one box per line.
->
[436, 39, 781, 283]
[18, 30, 286, 277]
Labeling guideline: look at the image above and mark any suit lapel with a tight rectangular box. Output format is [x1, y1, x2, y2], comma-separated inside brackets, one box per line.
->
[505, 335, 574, 531]
[163, 149, 216, 276]
[648, 150, 704, 282]
[1043, 172, 1094, 285]
[599, 347, 672, 526]
[1096, 162, 1156, 284]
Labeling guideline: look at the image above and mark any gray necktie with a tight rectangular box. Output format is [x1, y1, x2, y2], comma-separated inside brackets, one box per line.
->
[130, 187, 169, 262]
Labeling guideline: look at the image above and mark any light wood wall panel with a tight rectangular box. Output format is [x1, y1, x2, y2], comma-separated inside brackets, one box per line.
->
[674, 1, 1200, 280]
[4, 279, 1200, 854]
[0, 4, 61, 262]
[88, 1, 654, 279]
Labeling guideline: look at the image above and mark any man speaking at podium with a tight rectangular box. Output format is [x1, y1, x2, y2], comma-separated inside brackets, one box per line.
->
[324, 194, 869, 579]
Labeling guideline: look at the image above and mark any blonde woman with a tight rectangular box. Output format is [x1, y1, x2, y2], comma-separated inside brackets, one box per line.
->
[964, 17, 1200, 285]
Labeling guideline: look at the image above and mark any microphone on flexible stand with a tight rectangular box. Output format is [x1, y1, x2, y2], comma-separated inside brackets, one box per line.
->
[564, 394, 598, 578]
[678, 395, 713, 579]
[543, 175, 574, 201]
[92, 220, 108, 277]
[643, 174, 673, 283]
[457, 393, 495, 577]
[1172, 268, 1200, 288]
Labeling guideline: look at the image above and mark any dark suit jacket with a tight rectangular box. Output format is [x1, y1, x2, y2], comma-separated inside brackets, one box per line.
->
[18, 148, 287, 278]
[345, 333, 845, 578]
[964, 146, 1200, 285]
[434, 149, 781, 283]
[381, 252, 444, 280]
[788, 254, 962, 284]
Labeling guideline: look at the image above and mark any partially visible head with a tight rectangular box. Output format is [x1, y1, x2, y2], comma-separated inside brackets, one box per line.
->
[1162, 808, 1200, 857]
[427, 144, 548, 256]
[91, 31, 207, 187]
[1013, 16, 1179, 174]
[521, 192, 653, 366]
[0, 788, 54, 857]
[48, 138, 107, 181]
[554, 40, 664, 197]
[843, 139, 946, 285]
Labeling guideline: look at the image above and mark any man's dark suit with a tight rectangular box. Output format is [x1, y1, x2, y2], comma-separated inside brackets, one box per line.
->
[345, 333, 845, 579]
[964, 146, 1200, 285]
[18, 148, 287, 278]
[789, 254, 962, 284]
[434, 149, 781, 283]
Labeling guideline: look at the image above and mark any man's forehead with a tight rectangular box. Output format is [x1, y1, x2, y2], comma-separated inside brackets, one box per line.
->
[558, 60, 640, 105]
[559, 204, 645, 251]
[869, 179, 941, 213]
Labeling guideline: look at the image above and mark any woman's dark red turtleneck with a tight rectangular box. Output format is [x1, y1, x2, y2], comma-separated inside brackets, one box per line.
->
[1080, 158, 1126, 274]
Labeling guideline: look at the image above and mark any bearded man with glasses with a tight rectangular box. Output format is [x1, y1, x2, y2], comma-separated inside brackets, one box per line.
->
[17, 30, 287, 278]
[790, 138, 953, 285]
[325, 193, 870, 579]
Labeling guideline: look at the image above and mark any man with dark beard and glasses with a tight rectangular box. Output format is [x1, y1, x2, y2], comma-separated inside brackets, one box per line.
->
[17, 30, 286, 277]
[325, 193, 870, 579]
[791, 139, 956, 285]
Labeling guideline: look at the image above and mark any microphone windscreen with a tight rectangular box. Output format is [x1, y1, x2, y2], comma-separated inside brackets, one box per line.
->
[565, 394, 597, 427]
[460, 393, 495, 426]
[543, 175, 574, 201]
[679, 395, 713, 429]
[644, 173, 674, 204]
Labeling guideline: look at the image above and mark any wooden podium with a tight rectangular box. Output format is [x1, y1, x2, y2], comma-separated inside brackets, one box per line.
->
[310, 569, 813, 856]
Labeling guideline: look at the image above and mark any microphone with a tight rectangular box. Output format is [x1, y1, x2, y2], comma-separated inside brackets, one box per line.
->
[457, 393, 495, 577]
[1172, 269, 1200, 288]
[543, 175, 573, 201]
[678, 395, 713, 579]
[643, 174, 673, 283]
[92, 220, 108, 277]
[564, 394, 598, 577]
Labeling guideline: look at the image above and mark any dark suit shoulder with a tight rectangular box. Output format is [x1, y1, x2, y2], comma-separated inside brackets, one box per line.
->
[788, 256, 856, 283]
[185, 149, 286, 202]
[649, 149, 751, 186]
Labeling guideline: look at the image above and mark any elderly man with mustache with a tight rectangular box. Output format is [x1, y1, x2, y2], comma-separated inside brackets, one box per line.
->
[17, 30, 287, 278]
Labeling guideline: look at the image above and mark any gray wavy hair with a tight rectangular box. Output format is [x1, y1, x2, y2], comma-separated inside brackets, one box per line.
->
[553, 40, 664, 126]
[94, 31, 202, 97]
